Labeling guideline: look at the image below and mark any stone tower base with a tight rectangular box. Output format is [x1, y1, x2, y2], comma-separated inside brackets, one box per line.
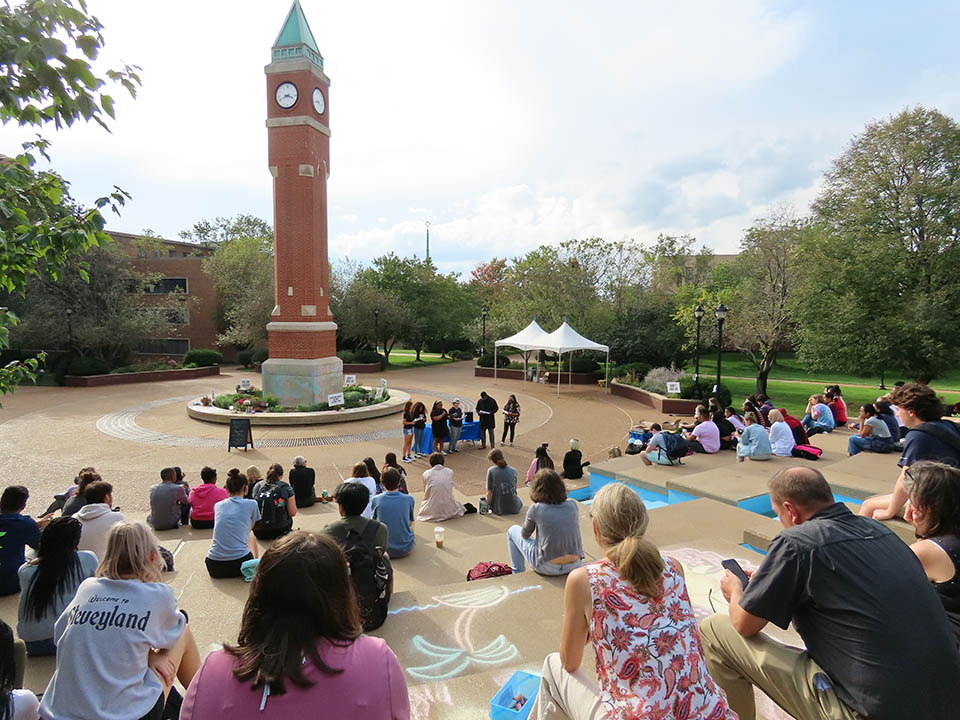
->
[261, 356, 344, 409]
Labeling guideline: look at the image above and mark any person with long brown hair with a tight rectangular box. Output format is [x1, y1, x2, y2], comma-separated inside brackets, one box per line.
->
[506, 470, 581, 576]
[180, 532, 409, 718]
[411, 401, 428, 459]
[534, 482, 735, 719]
[485, 449, 522, 516]
[430, 400, 448, 454]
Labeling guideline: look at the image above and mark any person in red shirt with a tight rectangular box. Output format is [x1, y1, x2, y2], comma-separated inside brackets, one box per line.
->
[826, 385, 848, 426]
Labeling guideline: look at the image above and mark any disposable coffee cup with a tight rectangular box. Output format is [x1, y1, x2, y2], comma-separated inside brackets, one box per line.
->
[434, 526, 445, 548]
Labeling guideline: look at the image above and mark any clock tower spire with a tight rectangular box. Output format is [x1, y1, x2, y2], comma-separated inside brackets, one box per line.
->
[261, 0, 343, 407]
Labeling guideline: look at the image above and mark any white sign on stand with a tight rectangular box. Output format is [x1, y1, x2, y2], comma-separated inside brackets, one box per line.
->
[374, 386, 384, 399]
[328, 392, 345, 407]
[239, 379, 252, 390]
[344, 374, 357, 386]
[666, 382, 681, 394]
[380, 378, 388, 391]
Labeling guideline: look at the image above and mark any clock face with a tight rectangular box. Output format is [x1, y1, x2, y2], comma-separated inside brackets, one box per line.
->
[275, 82, 298, 109]
[312, 88, 325, 115]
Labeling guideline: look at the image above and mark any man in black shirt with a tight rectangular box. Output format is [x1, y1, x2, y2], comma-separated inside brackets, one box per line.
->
[700, 466, 960, 720]
[476, 391, 499, 449]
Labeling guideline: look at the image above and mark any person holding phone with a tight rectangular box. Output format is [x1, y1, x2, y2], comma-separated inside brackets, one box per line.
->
[700, 466, 960, 720]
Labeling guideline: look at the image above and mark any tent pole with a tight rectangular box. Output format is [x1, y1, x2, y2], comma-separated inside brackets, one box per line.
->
[494, 346, 498, 385]
[605, 350, 610, 393]
[557, 351, 561, 397]
[523, 351, 527, 385]
[569, 349, 572, 386]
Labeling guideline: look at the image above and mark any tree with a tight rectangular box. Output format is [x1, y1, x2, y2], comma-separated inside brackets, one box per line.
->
[8, 245, 179, 365]
[797, 107, 960, 382]
[606, 298, 688, 368]
[334, 278, 410, 360]
[0, 0, 140, 401]
[179, 214, 273, 247]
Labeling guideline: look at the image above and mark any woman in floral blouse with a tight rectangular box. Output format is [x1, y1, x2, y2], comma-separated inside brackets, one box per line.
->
[533, 482, 735, 720]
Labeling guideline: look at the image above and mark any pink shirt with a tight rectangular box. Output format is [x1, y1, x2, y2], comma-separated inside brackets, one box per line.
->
[181, 636, 410, 719]
[188, 483, 229, 521]
[692, 420, 721, 453]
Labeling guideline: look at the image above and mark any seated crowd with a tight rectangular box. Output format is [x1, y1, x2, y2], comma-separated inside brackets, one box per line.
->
[1, 381, 959, 719]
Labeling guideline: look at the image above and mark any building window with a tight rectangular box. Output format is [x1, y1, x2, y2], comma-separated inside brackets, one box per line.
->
[168, 249, 177, 258]
[137, 338, 190, 355]
[144, 278, 188, 294]
[164, 307, 190, 325]
[182, 252, 191, 257]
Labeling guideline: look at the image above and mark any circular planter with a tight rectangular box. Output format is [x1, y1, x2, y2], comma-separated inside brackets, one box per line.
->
[186, 388, 409, 425]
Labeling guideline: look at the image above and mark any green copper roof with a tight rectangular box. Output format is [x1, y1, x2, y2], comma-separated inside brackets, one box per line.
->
[272, 0, 324, 69]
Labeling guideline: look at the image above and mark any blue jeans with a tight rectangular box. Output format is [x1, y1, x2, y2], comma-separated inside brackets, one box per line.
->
[413, 427, 425, 455]
[507, 525, 581, 576]
[848, 435, 895, 455]
[448, 424, 462, 451]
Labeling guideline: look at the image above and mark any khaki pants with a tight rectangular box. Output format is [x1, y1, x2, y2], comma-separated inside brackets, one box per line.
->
[533, 653, 606, 720]
[699, 614, 864, 720]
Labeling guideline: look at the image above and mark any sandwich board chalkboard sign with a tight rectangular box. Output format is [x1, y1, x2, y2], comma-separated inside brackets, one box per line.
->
[228, 418, 253, 452]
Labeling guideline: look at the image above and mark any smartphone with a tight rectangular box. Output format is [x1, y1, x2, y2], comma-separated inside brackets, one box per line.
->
[722, 559, 750, 589]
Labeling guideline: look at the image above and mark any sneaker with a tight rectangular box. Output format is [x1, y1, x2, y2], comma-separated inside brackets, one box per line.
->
[479, 445, 486, 450]
[509, 442, 514, 447]
[500, 441, 505, 447]
[402, 456, 413, 462]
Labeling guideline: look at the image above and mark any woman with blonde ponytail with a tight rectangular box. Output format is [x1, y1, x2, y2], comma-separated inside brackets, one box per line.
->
[533, 483, 735, 720]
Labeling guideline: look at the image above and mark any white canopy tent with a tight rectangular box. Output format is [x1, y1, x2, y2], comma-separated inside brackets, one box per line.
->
[493, 318, 610, 395]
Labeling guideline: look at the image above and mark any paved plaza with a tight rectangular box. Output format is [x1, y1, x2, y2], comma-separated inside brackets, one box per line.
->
[0, 361, 912, 719]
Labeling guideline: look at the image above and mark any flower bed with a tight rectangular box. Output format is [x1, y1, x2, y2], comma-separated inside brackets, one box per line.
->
[64, 365, 220, 387]
[204, 385, 390, 414]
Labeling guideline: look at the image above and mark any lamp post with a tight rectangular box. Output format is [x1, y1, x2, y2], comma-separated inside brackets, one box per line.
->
[693, 304, 704, 385]
[65, 307, 74, 353]
[714, 303, 728, 391]
[481, 306, 488, 356]
[374, 308, 380, 354]
[424, 221, 431, 261]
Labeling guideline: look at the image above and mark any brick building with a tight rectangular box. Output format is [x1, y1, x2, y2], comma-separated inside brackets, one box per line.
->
[109, 231, 223, 358]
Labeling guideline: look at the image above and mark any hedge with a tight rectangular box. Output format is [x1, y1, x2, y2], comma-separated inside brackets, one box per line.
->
[183, 349, 223, 367]
[67, 356, 110, 376]
[477, 352, 510, 368]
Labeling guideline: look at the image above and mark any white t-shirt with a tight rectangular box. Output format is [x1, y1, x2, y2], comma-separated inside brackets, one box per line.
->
[769, 421, 796, 457]
[10, 688, 39, 720]
[40, 577, 185, 720]
[346, 477, 377, 519]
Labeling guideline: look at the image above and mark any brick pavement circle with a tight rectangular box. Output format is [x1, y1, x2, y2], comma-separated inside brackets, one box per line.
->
[95, 389, 475, 448]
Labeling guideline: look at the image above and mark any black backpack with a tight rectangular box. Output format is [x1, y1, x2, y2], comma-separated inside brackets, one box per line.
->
[254, 482, 287, 531]
[329, 521, 392, 631]
[658, 432, 690, 463]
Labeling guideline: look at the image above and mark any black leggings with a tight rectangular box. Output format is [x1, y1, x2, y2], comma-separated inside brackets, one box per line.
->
[205, 552, 253, 578]
[189, 518, 214, 530]
[501, 424, 516, 443]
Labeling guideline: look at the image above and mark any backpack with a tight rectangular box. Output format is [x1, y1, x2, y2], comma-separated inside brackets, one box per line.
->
[329, 521, 392, 631]
[658, 432, 690, 464]
[254, 482, 288, 532]
[466, 561, 513, 581]
[792, 444, 823, 461]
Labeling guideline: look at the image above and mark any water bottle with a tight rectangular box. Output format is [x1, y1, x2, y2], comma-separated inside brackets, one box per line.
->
[479, 497, 488, 515]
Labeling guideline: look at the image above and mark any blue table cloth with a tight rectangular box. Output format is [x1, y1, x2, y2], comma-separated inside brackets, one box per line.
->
[419, 421, 481, 454]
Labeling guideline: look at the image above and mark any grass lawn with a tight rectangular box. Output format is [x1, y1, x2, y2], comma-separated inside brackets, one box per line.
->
[690, 352, 960, 392]
[386, 349, 455, 369]
[720, 377, 960, 418]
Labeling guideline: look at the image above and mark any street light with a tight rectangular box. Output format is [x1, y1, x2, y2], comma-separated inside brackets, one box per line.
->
[714, 303, 728, 391]
[693, 304, 704, 385]
[481, 306, 488, 356]
[374, 308, 380, 354]
[424, 221, 431, 261]
[65, 307, 74, 352]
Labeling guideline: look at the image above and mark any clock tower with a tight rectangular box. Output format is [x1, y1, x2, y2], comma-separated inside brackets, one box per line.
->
[261, 0, 343, 407]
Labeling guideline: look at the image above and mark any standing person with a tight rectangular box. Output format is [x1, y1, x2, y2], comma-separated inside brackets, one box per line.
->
[41, 521, 201, 720]
[400, 401, 416, 462]
[801, 394, 835, 436]
[700, 467, 960, 720]
[148, 468, 190, 531]
[766, 409, 796, 457]
[251, 464, 297, 541]
[288, 456, 316, 509]
[533, 482, 735, 720]
[76, 482, 124, 562]
[381, 453, 408, 494]
[346, 463, 377, 519]
[847, 403, 895, 456]
[0, 486, 44, 595]
[486, 449, 523, 516]
[411, 402, 428, 459]
[206, 470, 260, 579]
[188, 467, 227, 530]
[17, 517, 98, 657]
[506, 470, 582, 576]
[476, 391, 499, 450]
[0, 619, 39, 720]
[430, 401, 448, 455]
[684, 406, 721, 454]
[904, 461, 960, 643]
[180, 532, 409, 719]
[736, 412, 772, 462]
[561, 439, 589, 480]
[501, 394, 520, 447]
[859, 382, 960, 521]
[418, 454, 465, 522]
[526, 445, 555, 486]
[447, 399, 464, 453]
[370, 469, 416, 559]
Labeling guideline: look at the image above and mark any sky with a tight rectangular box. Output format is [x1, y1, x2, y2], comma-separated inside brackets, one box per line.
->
[9, 0, 960, 276]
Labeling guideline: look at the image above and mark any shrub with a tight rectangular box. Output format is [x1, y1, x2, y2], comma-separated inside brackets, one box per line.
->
[237, 350, 253, 368]
[452, 349, 474, 361]
[251, 348, 269, 364]
[296, 402, 330, 412]
[336, 350, 356, 363]
[183, 362, 198, 369]
[53, 355, 73, 385]
[612, 362, 652, 382]
[477, 352, 510, 368]
[183, 348, 223, 367]
[678, 377, 733, 409]
[639, 366, 686, 395]
[354, 348, 382, 364]
[66, 356, 110, 376]
[560, 357, 600, 373]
